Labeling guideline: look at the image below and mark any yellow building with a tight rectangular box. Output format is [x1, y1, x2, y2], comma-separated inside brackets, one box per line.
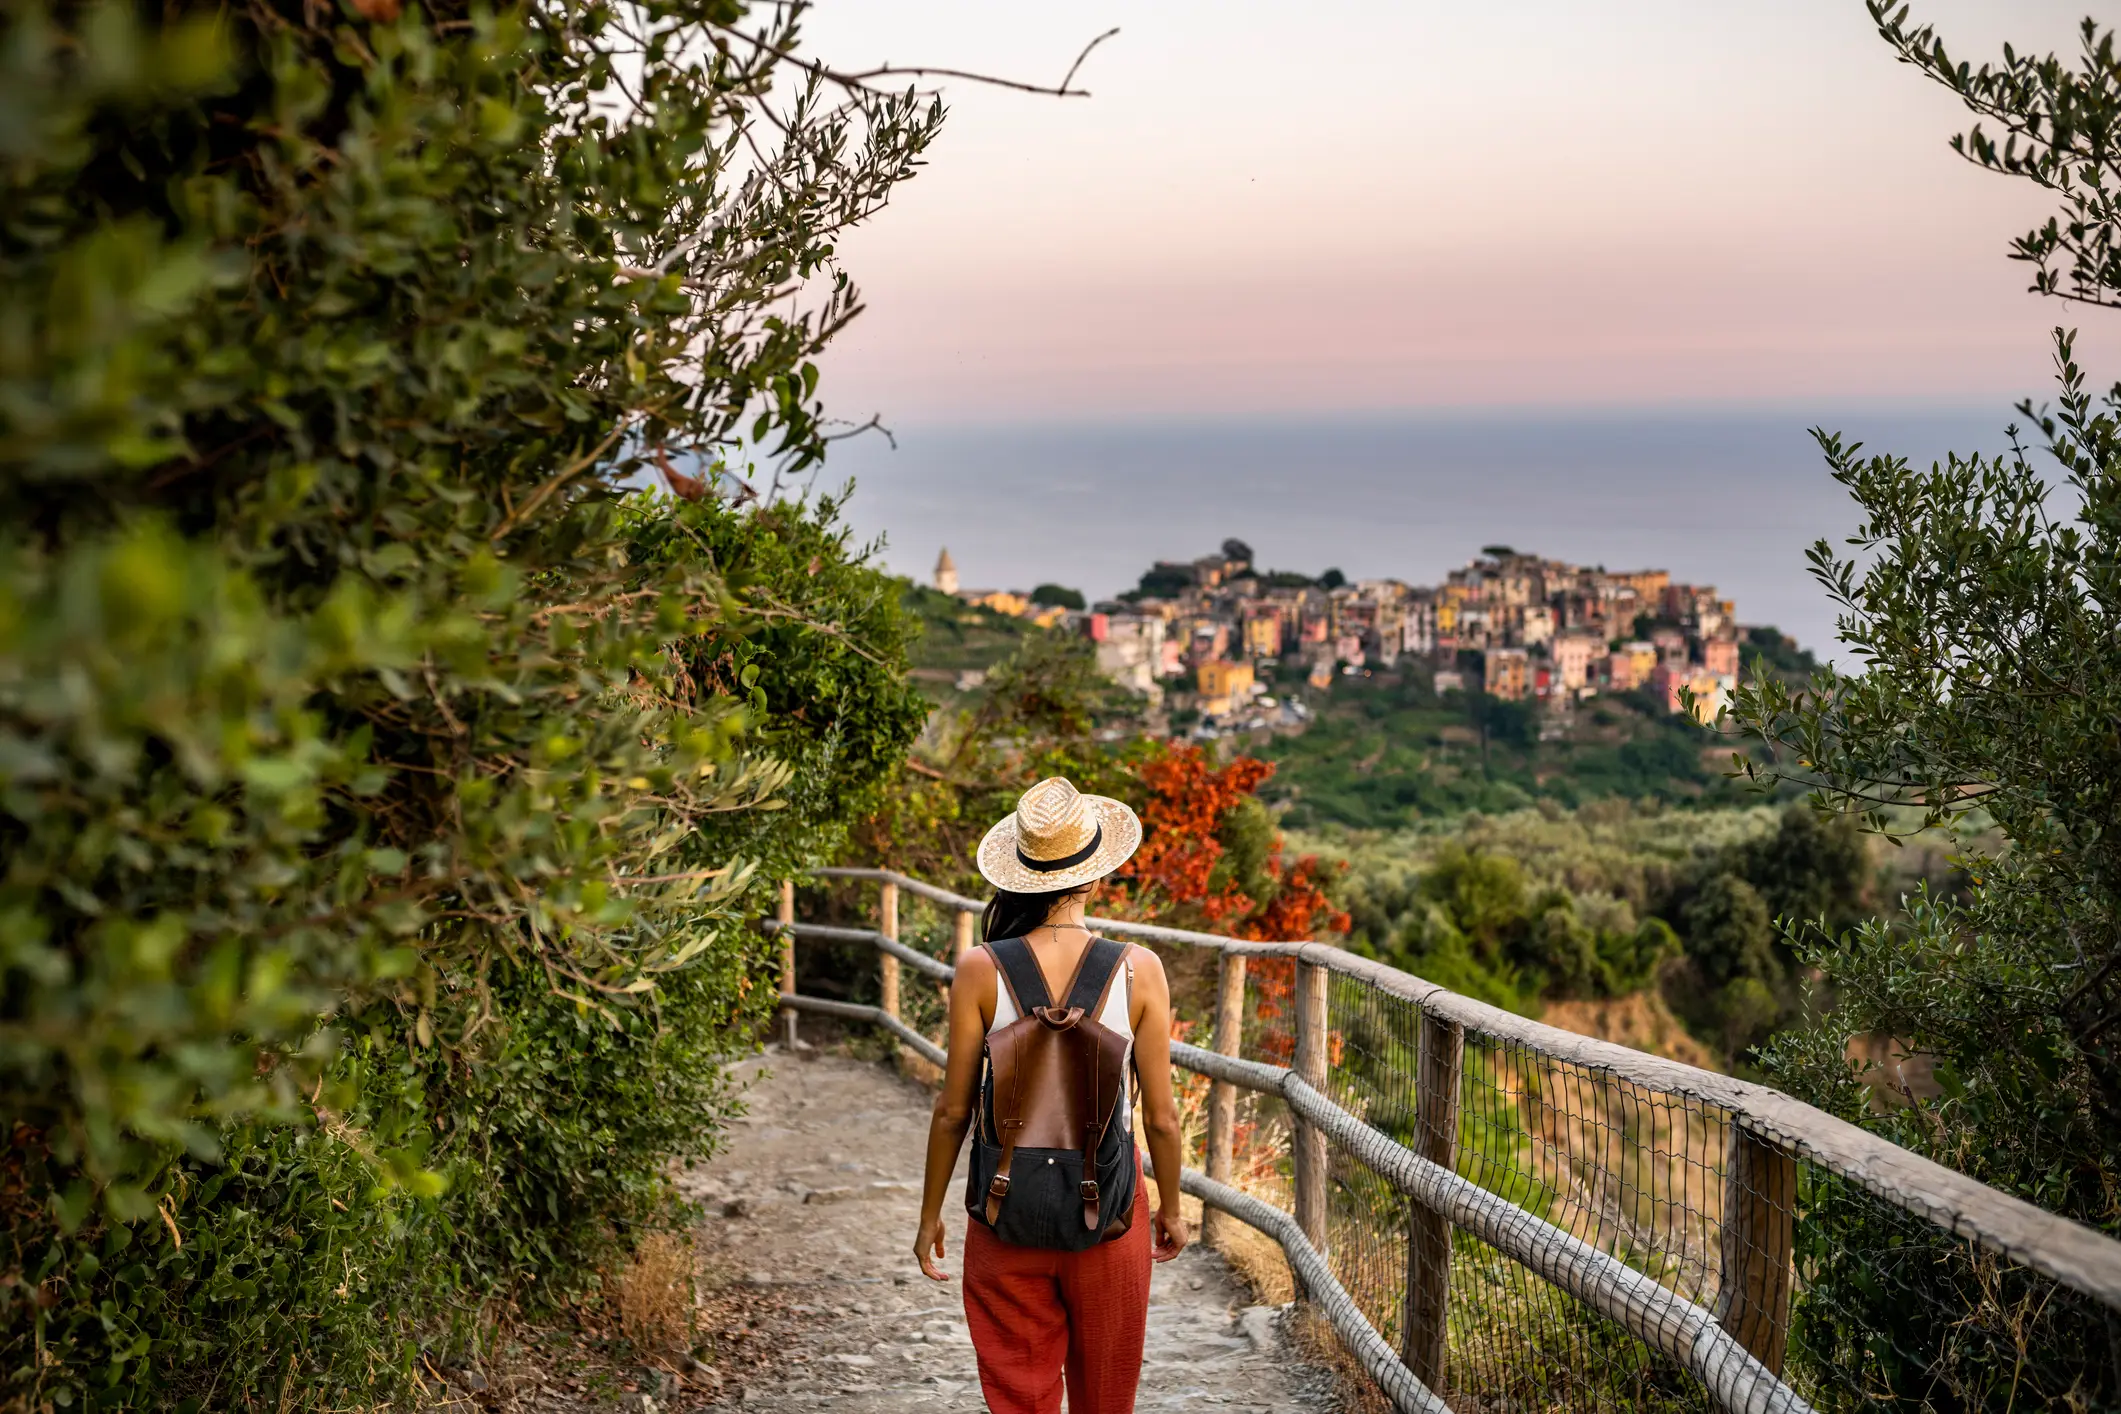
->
[1242, 614, 1282, 659]
[1484, 647, 1528, 701]
[964, 590, 1031, 618]
[1606, 640, 1657, 690]
[1683, 669, 1733, 724]
[1196, 659, 1256, 716]
[1613, 569, 1671, 601]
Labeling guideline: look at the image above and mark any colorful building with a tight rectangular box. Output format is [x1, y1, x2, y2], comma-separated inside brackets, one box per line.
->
[1197, 659, 1256, 716]
[1553, 632, 1602, 692]
[1484, 647, 1529, 701]
[1607, 640, 1658, 691]
[963, 589, 1030, 618]
[1242, 609, 1283, 659]
[1647, 664, 1734, 722]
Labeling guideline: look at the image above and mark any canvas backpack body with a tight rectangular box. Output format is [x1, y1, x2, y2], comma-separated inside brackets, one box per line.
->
[964, 935, 1138, 1251]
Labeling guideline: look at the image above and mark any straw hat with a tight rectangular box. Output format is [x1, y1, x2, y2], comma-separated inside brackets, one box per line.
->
[976, 776, 1143, 894]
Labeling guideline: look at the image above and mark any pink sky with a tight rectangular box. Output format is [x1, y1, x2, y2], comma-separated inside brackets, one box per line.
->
[801, 0, 2115, 422]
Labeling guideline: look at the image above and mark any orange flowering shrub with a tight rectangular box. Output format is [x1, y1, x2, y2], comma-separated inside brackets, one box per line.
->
[1107, 742, 1348, 941]
[1104, 742, 1348, 1064]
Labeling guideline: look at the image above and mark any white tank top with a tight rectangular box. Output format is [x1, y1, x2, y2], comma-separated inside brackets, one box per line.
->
[989, 939, 1133, 1129]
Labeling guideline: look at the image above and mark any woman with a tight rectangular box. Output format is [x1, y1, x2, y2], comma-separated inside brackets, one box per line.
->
[911, 776, 1191, 1414]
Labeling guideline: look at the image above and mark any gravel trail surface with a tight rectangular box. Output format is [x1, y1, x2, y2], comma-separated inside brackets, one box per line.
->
[688, 1047, 1339, 1413]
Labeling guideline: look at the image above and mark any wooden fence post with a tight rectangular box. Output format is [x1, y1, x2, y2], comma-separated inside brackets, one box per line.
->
[1293, 957, 1331, 1256]
[953, 907, 976, 962]
[878, 879, 901, 1065]
[1403, 1012, 1462, 1388]
[777, 879, 796, 1049]
[1716, 1124, 1797, 1376]
[1203, 950, 1248, 1248]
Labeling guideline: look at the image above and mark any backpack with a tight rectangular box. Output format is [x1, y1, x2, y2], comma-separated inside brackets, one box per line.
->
[965, 935, 1138, 1251]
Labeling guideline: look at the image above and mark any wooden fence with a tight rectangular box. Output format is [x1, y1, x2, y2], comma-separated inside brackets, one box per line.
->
[768, 868, 2121, 1414]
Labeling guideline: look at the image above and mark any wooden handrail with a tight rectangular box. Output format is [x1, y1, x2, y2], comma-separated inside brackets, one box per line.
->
[780, 995, 946, 1068]
[810, 868, 2121, 1308]
[809, 866, 985, 913]
[796, 870, 2121, 1310]
[774, 864, 2121, 1411]
[760, 919, 955, 982]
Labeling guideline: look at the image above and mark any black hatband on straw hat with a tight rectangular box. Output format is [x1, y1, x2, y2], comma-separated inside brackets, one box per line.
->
[1015, 823, 1103, 875]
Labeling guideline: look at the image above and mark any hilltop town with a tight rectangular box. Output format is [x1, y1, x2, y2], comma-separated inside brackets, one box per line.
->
[934, 538, 1778, 734]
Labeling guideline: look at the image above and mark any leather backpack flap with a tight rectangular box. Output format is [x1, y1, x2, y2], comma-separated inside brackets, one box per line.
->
[980, 937, 1058, 1225]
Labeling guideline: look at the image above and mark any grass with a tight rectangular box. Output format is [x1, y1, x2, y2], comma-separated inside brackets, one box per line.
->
[615, 1232, 699, 1360]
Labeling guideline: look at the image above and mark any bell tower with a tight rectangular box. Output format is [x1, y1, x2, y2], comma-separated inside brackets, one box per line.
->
[934, 547, 959, 596]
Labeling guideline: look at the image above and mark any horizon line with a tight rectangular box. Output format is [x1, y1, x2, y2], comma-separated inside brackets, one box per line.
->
[829, 392, 2040, 439]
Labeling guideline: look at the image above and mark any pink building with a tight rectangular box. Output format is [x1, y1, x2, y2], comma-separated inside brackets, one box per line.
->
[1647, 662, 1686, 713]
[1552, 633, 1601, 691]
[1185, 621, 1230, 667]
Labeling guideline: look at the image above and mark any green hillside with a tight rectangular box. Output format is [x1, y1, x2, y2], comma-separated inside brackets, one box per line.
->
[901, 583, 1039, 701]
[1251, 663, 1787, 828]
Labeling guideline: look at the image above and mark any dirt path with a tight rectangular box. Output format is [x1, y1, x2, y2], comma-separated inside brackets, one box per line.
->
[687, 1046, 1340, 1412]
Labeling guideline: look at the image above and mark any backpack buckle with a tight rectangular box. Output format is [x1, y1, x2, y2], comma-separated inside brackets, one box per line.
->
[1078, 1180, 1099, 1203]
[988, 1174, 1011, 1199]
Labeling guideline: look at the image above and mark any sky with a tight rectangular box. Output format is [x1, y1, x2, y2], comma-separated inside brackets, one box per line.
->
[798, 1, 2110, 422]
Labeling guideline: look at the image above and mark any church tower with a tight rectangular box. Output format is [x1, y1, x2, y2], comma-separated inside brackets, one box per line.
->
[933, 547, 959, 596]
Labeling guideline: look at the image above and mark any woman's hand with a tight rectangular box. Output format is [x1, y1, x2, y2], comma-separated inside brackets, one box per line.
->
[1151, 1206, 1190, 1262]
[914, 1214, 951, 1281]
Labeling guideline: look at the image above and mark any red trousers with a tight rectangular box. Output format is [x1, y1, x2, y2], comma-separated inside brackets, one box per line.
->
[961, 1174, 1152, 1414]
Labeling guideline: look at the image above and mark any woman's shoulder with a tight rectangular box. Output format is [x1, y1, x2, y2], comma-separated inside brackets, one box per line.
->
[1119, 942, 1167, 985]
[951, 946, 998, 1029]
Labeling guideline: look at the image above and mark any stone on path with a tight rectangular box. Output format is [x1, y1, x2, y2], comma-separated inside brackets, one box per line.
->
[689, 1050, 1339, 1412]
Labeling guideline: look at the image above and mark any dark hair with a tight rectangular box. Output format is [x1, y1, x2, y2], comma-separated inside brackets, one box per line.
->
[981, 884, 1092, 943]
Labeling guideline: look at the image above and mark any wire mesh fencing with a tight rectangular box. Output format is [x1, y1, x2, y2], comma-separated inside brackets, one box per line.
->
[1233, 958, 2121, 1413]
[1318, 966, 1742, 1412]
[1787, 1166, 2121, 1412]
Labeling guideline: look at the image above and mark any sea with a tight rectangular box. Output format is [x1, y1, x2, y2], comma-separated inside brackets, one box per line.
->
[792, 403, 2030, 661]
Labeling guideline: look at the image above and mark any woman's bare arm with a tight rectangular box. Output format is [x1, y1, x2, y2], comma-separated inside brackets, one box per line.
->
[913, 948, 993, 1280]
[1128, 946, 1191, 1260]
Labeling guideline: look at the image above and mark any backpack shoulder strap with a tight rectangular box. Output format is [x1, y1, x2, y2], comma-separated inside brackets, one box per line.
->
[984, 936, 1052, 1015]
[1062, 937, 1128, 1015]
[1071, 938, 1136, 1233]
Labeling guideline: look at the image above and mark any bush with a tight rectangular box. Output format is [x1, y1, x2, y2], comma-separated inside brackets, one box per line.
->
[1732, 7, 2121, 1402]
[1682, 874, 1775, 987]
[0, 0, 936, 1403]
